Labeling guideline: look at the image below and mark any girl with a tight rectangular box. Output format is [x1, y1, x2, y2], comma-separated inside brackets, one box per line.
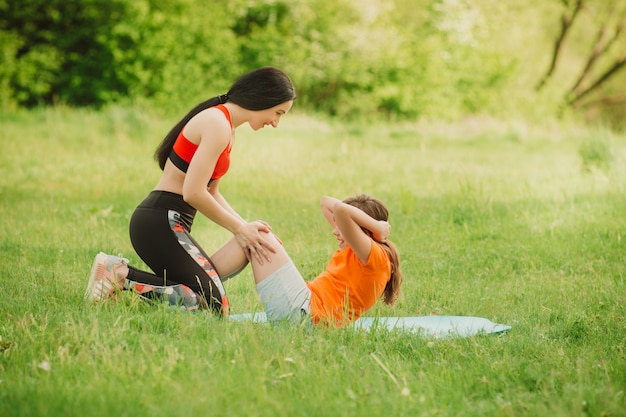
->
[84, 67, 296, 315]
[250, 194, 402, 326]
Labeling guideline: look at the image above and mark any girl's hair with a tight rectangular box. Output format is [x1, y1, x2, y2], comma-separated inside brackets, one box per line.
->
[154, 67, 296, 169]
[343, 194, 403, 306]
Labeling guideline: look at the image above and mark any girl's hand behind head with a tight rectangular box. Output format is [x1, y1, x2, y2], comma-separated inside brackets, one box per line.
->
[372, 220, 391, 242]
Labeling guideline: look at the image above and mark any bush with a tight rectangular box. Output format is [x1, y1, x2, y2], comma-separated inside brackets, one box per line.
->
[3, 0, 621, 123]
[579, 133, 614, 172]
[0, 0, 240, 109]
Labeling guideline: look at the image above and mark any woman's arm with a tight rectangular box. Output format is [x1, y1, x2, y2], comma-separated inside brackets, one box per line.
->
[209, 179, 274, 261]
[182, 110, 275, 263]
[208, 178, 245, 221]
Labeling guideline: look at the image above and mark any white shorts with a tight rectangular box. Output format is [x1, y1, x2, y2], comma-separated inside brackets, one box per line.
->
[256, 260, 311, 325]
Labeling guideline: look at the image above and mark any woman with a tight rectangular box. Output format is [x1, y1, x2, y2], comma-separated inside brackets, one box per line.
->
[248, 194, 402, 327]
[85, 67, 296, 315]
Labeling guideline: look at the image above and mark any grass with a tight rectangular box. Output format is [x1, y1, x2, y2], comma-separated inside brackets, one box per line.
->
[1, 106, 625, 416]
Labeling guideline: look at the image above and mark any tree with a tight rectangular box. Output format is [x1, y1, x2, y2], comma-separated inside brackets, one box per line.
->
[537, 0, 626, 109]
[535, 0, 584, 91]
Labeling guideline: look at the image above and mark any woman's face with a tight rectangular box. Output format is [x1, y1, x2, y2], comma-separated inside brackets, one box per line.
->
[249, 100, 294, 131]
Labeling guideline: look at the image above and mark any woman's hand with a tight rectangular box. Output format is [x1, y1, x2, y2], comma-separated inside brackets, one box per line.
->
[234, 221, 277, 264]
[372, 220, 391, 243]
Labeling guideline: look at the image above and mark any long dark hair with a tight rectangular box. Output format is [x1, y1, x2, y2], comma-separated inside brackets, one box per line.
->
[343, 194, 403, 305]
[154, 67, 296, 170]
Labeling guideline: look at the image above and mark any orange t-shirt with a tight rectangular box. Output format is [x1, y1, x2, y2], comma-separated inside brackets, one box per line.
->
[306, 239, 391, 327]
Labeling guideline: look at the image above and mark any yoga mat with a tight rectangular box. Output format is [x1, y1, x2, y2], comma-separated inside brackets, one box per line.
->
[229, 312, 511, 338]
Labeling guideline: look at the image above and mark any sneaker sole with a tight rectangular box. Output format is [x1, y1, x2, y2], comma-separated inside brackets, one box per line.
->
[84, 252, 115, 302]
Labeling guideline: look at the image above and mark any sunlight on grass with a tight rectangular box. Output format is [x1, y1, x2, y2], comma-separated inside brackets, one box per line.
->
[1, 107, 625, 416]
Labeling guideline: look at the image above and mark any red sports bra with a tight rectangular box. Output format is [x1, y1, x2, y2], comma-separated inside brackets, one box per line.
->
[168, 104, 233, 184]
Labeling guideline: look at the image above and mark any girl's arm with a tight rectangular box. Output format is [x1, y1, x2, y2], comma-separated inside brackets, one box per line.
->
[321, 196, 390, 264]
[320, 196, 340, 228]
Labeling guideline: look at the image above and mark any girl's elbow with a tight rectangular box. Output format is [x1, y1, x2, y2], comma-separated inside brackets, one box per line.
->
[333, 203, 349, 216]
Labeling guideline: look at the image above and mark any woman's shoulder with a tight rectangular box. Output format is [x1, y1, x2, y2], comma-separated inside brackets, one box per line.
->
[184, 107, 232, 144]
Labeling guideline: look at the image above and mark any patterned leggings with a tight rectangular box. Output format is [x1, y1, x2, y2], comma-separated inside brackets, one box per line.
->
[128, 190, 228, 315]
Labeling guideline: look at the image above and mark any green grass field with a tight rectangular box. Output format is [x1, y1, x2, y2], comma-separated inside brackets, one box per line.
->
[1, 106, 625, 416]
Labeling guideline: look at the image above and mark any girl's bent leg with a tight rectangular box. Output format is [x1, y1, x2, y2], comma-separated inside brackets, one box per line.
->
[251, 232, 311, 324]
[250, 232, 293, 284]
[256, 261, 311, 324]
[210, 237, 249, 282]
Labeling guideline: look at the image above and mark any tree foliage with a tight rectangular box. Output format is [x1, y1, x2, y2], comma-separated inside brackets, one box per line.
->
[1, 0, 625, 124]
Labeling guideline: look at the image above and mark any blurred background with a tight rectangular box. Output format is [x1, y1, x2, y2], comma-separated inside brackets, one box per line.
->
[1, 0, 625, 129]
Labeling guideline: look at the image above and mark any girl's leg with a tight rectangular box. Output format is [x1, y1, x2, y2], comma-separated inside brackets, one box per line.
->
[209, 237, 249, 282]
[250, 232, 311, 324]
[249, 232, 293, 283]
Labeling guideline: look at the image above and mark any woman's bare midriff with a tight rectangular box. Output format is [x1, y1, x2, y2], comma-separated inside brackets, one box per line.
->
[153, 160, 186, 195]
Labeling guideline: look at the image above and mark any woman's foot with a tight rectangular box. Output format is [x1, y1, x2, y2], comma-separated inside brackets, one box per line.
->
[84, 252, 128, 302]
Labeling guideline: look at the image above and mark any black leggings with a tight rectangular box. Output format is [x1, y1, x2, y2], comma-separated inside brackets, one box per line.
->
[128, 190, 228, 314]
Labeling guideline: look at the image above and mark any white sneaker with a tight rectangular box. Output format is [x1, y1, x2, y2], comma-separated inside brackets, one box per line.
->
[84, 252, 128, 302]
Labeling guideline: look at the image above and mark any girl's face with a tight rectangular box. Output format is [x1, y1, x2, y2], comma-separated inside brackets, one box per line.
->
[332, 225, 348, 250]
[249, 100, 294, 131]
